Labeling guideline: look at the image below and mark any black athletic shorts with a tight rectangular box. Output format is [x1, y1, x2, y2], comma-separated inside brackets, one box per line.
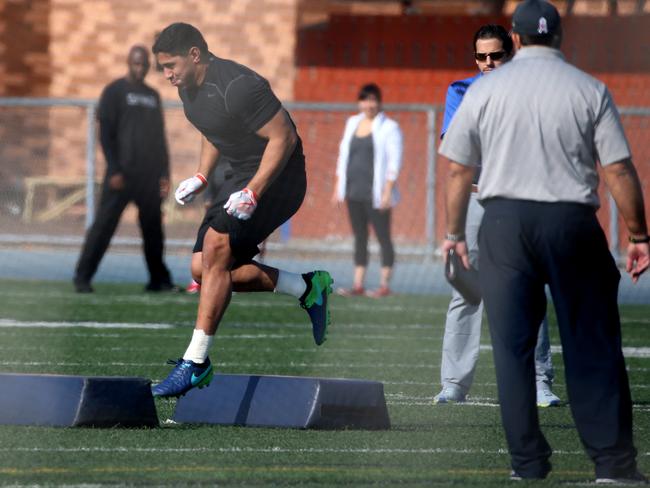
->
[192, 158, 306, 265]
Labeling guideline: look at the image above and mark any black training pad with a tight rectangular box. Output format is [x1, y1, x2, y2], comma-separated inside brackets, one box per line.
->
[173, 373, 391, 430]
[0, 373, 158, 427]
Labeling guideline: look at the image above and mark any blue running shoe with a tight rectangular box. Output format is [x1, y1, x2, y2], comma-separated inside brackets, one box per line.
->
[299, 270, 333, 346]
[151, 357, 214, 398]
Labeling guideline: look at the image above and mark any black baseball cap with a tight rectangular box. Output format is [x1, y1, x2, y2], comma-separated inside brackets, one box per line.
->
[512, 0, 561, 36]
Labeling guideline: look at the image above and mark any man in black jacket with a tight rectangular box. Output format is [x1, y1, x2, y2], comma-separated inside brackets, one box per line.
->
[73, 45, 175, 293]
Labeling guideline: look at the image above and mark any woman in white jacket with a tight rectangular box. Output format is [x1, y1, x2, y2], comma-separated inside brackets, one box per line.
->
[332, 83, 403, 297]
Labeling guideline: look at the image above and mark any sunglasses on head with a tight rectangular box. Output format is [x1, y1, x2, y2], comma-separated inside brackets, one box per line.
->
[474, 50, 506, 61]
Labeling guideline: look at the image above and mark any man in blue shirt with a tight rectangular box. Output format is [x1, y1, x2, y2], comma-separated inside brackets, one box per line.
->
[441, 74, 480, 138]
[435, 24, 560, 408]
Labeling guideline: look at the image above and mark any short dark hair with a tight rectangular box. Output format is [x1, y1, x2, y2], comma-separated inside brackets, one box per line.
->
[152, 23, 209, 58]
[473, 24, 513, 55]
[358, 83, 382, 102]
[519, 30, 562, 48]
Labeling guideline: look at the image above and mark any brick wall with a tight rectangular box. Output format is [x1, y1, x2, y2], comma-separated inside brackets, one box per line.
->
[46, 0, 298, 101]
[295, 14, 650, 104]
[0, 0, 50, 96]
[13, 0, 299, 180]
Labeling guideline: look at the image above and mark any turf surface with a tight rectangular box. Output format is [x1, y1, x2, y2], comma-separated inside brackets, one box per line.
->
[0, 279, 648, 486]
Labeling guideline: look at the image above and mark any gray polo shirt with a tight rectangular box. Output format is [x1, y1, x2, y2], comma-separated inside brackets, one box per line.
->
[439, 46, 631, 208]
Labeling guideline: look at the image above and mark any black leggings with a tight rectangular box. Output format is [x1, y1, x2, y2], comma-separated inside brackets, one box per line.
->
[346, 200, 395, 267]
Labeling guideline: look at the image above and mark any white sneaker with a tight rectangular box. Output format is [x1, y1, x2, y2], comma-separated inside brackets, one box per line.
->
[434, 386, 466, 404]
[537, 388, 561, 407]
[596, 471, 648, 484]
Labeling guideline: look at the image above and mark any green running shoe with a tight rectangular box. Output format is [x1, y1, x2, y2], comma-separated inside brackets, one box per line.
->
[299, 270, 333, 345]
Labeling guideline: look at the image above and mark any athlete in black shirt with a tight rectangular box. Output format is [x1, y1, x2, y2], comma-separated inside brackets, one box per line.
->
[151, 23, 333, 397]
[73, 45, 175, 293]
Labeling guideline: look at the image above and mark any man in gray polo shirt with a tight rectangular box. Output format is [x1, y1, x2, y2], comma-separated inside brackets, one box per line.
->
[440, 0, 649, 482]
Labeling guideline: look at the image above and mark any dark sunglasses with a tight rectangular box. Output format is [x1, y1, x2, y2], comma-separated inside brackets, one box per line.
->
[474, 50, 506, 61]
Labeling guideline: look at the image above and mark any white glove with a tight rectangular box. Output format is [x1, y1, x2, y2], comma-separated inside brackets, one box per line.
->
[223, 188, 258, 220]
[174, 173, 207, 205]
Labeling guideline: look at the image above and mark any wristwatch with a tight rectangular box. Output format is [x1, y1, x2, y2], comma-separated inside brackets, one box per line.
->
[629, 235, 650, 244]
[445, 232, 466, 242]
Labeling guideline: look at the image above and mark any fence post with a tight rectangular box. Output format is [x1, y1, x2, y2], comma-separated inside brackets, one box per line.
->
[425, 108, 437, 261]
[608, 192, 620, 261]
[85, 103, 97, 229]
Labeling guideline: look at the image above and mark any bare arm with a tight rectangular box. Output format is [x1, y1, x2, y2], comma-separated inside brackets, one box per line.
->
[602, 158, 650, 282]
[197, 134, 220, 178]
[443, 159, 475, 269]
[602, 158, 648, 237]
[332, 175, 341, 204]
[246, 108, 298, 197]
[380, 180, 395, 209]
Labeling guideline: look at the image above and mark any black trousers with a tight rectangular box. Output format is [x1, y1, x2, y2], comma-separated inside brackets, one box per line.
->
[75, 174, 172, 287]
[479, 198, 636, 479]
[346, 200, 395, 268]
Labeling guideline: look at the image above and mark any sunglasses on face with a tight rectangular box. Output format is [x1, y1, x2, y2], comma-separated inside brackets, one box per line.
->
[474, 50, 506, 61]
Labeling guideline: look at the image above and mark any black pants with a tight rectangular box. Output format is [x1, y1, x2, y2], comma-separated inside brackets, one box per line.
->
[346, 200, 394, 267]
[479, 198, 636, 479]
[74, 174, 172, 287]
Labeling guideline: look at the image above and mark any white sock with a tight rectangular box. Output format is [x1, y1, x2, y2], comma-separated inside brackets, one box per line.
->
[182, 329, 214, 364]
[274, 270, 307, 299]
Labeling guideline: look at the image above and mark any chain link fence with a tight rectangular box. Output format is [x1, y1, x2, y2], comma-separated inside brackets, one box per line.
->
[0, 97, 648, 262]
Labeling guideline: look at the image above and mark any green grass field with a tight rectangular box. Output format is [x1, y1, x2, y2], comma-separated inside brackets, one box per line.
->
[0, 279, 648, 486]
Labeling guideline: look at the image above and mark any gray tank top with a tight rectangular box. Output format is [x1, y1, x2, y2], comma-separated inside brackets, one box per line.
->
[346, 133, 374, 202]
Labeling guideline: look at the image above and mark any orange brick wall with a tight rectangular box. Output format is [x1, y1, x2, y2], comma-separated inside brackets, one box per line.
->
[0, 0, 300, 182]
[0, 1, 300, 102]
[0, 0, 302, 231]
[295, 15, 650, 105]
[0, 0, 50, 96]
[47, 0, 299, 101]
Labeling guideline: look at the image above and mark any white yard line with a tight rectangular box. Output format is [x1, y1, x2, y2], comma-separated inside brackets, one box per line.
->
[7, 446, 650, 457]
[0, 446, 568, 455]
[6, 320, 650, 359]
[479, 344, 650, 359]
[0, 291, 447, 313]
[0, 360, 438, 368]
[0, 319, 173, 330]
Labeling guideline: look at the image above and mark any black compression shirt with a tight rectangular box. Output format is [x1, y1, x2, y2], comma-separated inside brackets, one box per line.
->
[179, 54, 303, 179]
